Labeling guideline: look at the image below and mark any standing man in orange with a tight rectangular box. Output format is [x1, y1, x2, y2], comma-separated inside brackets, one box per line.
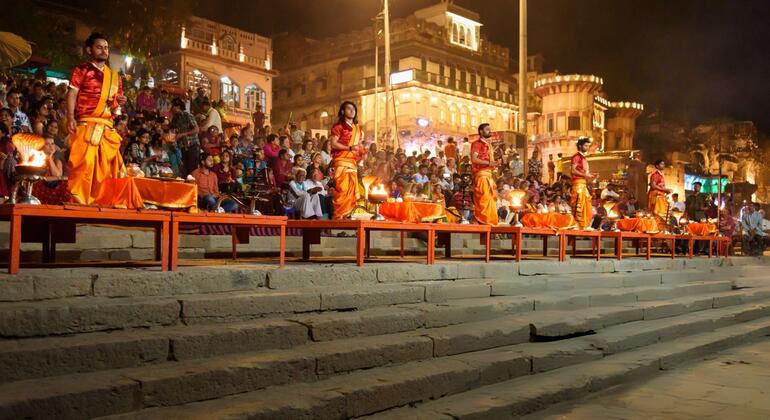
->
[648, 159, 672, 229]
[66, 32, 142, 208]
[470, 123, 498, 225]
[570, 137, 595, 229]
[329, 101, 363, 219]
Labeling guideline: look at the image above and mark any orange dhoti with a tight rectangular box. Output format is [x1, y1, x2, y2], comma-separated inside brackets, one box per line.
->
[571, 179, 592, 229]
[332, 156, 358, 219]
[648, 190, 669, 230]
[67, 118, 143, 209]
[473, 169, 498, 226]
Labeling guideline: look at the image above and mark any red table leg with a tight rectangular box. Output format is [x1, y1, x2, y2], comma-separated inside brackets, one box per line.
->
[231, 226, 238, 260]
[279, 224, 286, 267]
[595, 236, 600, 260]
[400, 231, 404, 258]
[484, 231, 490, 263]
[647, 236, 652, 260]
[169, 220, 179, 271]
[427, 229, 435, 264]
[708, 239, 713, 258]
[670, 238, 675, 259]
[688, 238, 694, 258]
[8, 213, 21, 274]
[356, 226, 365, 266]
[160, 220, 169, 271]
[616, 235, 622, 260]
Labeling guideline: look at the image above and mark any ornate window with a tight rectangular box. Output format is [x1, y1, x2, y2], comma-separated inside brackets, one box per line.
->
[186, 69, 210, 96]
[244, 83, 266, 111]
[220, 76, 239, 108]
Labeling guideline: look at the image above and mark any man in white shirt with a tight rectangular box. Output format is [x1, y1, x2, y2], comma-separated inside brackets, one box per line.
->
[740, 203, 765, 256]
[199, 99, 222, 133]
[600, 184, 620, 200]
[669, 193, 686, 212]
[460, 137, 471, 159]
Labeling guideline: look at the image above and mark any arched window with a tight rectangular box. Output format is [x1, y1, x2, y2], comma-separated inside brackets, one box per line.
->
[186, 69, 211, 96]
[220, 76, 239, 108]
[220, 33, 237, 52]
[244, 83, 267, 112]
[452, 24, 459, 43]
[465, 28, 472, 47]
[458, 27, 465, 44]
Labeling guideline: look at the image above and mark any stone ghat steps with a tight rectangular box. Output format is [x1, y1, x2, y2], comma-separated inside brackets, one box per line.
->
[2, 286, 769, 420]
[93, 303, 770, 420]
[0, 276, 745, 382]
[0, 266, 729, 338]
[366, 318, 770, 420]
[1, 281, 760, 384]
[3, 258, 721, 303]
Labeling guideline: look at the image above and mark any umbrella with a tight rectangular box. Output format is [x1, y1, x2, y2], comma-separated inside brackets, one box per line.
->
[0, 32, 32, 69]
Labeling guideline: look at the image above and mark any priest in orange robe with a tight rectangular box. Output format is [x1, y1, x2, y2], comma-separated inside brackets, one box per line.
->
[329, 101, 363, 219]
[66, 32, 143, 208]
[570, 137, 595, 229]
[470, 123, 498, 225]
[648, 159, 672, 229]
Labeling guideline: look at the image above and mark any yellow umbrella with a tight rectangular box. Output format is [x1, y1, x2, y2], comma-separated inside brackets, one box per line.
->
[0, 32, 32, 69]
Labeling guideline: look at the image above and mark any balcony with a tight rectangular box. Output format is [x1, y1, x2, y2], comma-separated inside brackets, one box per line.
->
[182, 38, 269, 70]
[361, 70, 514, 104]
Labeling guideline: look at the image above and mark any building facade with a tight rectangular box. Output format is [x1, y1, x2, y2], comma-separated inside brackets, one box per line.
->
[271, 2, 519, 154]
[529, 73, 644, 182]
[149, 16, 276, 126]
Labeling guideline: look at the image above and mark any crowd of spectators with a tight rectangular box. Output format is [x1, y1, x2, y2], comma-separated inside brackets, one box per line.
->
[0, 70, 767, 255]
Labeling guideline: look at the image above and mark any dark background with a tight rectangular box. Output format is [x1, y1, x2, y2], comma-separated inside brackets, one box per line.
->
[59, 0, 770, 132]
[200, 0, 770, 132]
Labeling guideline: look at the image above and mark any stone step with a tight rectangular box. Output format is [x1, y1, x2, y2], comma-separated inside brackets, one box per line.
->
[5, 288, 765, 417]
[365, 317, 770, 419]
[0, 318, 309, 383]
[96, 303, 770, 420]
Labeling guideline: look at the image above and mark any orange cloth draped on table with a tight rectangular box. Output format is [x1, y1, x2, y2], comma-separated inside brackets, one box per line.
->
[617, 217, 660, 233]
[571, 178, 592, 229]
[67, 65, 142, 208]
[132, 178, 198, 211]
[379, 201, 446, 223]
[687, 223, 718, 236]
[521, 212, 575, 229]
[473, 168, 498, 226]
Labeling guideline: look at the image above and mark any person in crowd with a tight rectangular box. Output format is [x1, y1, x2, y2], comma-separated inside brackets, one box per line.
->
[169, 97, 199, 177]
[740, 202, 765, 256]
[6, 89, 31, 133]
[199, 98, 222, 133]
[528, 149, 543, 183]
[135, 86, 157, 115]
[214, 149, 240, 194]
[289, 167, 326, 219]
[191, 154, 237, 213]
[273, 148, 293, 187]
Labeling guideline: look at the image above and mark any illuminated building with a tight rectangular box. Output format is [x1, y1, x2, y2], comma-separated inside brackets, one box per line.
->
[271, 2, 519, 154]
[150, 16, 276, 126]
[532, 73, 644, 182]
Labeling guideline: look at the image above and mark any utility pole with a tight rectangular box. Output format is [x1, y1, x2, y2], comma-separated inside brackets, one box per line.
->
[519, 0, 528, 176]
[383, 0, 394, 150]
[374, 21, 380, 147]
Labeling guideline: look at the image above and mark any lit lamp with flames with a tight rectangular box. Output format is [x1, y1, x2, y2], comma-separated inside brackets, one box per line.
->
[507, 189, 526, 228]
[368, 183, 388, 221]
[10, 133, 48, 205]
[603, 201, 621, 232]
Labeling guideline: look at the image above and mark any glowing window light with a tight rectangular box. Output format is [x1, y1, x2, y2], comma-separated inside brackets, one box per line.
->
[211, 40, 218, 55]
[180, 27, 188, 48]
[390, 69, 414, 85]
[416, 117, 430, 128]
[430, 96, 438, 104]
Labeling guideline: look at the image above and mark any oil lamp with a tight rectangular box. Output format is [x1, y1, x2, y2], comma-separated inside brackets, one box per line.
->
[508, 189, 526, 228]
[603, 201, 621, 232]
[368, 183, 388, 221]
[10, 133, 47, 205]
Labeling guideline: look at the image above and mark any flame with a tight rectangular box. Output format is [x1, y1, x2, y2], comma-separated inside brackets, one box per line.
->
[370, 184, 388, 196]
[12, 133, 47, 167]
[608, 209, 619, 220]
[507, 190, 526, 209]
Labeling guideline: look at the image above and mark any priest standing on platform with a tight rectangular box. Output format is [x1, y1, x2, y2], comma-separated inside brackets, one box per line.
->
[648, 159, 672, 229]
[329, 101, 362, 219]
[470, 123, 499, 225]
[66, 32, 142, 208]
[570, 137, 595, 229]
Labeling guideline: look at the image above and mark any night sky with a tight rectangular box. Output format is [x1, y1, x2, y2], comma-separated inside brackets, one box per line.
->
[197, 0, 770, 133]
